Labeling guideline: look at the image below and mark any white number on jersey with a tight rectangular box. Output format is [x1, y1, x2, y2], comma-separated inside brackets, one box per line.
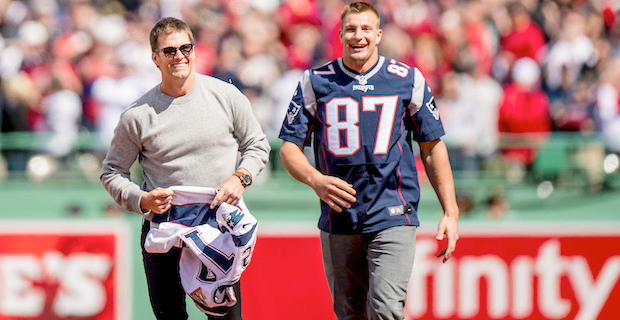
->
[325, 95, 399, 156]
[387, 59, 410, 78]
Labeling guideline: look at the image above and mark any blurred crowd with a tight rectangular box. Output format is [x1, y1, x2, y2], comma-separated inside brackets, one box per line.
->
[1, 0, 620, 193]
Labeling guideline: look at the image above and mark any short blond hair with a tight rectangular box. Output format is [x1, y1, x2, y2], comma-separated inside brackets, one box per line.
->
[149, 17, 194, 51]
[340, 2, 381, 30]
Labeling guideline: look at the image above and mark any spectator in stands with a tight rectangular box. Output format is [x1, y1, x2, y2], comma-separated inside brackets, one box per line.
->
[236, 8, 282, 92]
[486, 185, 512, 220]
[595, 57, 620, 153]
[437, 71, 479, 176]
[498, 57, 552, 179]
[283, 22, 324, 70]
[37, 77, 82, 158]
[212, 35, 245, 88]
[493, 1, 547, 83]
[456, 190, 475, 216]
[411, 33, 444, 94]
[550, 77, 597, 133]
[438, 44, 503, 179]
[544, 10, 597, 97]
[460, 0, 497, 76]
[1, 72, 38, 132]
[499, 1, 547, 63]
[379, 23, 416, 66]
[316, 0, 345, 60]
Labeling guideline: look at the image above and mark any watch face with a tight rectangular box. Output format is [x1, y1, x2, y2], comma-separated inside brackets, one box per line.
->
[241, 174, 252, 186]
[236, 173, 251, 186]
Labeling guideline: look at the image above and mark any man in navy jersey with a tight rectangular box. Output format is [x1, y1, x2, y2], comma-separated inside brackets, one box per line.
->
[278, 2, 459, 319]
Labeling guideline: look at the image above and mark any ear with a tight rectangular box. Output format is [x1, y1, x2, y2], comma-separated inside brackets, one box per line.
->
[152, 52, 159, 67]
[375, 29, 383, 45]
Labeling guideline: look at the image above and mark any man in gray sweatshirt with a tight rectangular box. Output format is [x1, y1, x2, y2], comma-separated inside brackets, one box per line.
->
[100, 17, 270, 320]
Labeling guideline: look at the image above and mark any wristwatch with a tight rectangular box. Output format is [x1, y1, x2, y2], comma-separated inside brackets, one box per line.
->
[233, 172, 252, 187]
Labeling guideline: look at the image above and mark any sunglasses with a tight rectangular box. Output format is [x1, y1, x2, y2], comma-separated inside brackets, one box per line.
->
[153, 43, 194, 58]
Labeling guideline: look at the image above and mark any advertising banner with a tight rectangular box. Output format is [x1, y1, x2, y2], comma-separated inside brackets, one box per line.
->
[244, 223, 620, 320]
[404, 224, 620, 320]
[0, 221, 130, 320]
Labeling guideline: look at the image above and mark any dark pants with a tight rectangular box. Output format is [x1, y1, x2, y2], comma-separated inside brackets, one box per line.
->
[141, 220, 242, 320]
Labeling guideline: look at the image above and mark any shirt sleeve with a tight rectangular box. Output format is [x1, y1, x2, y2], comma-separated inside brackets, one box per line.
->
[279, 70, 316, 146]
[407, 68, 445, 142]
[100, 107, 145, 214]
[229, 85, 271, 178]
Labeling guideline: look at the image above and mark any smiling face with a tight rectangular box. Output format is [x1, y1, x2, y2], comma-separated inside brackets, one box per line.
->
[152, 30, 194, 95]
[339, 10, 382, 73]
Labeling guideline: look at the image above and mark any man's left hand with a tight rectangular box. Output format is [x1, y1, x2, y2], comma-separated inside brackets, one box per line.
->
[210, 171, 248, 209]
[436, 215, 459, 263]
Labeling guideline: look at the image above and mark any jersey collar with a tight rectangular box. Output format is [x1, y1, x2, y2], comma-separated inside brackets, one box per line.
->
[337, 56, 385, 85]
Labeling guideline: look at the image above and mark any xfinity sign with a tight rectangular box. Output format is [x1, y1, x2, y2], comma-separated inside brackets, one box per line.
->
[404, 225, 620, 320]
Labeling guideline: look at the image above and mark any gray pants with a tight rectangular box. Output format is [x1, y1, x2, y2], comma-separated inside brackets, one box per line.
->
[320, 226, 417, 320]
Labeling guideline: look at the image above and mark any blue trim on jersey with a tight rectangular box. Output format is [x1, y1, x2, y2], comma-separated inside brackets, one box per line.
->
[231, 224, 257, 247]
[279, 56, 444, 234]
[153, 203, 219, 229]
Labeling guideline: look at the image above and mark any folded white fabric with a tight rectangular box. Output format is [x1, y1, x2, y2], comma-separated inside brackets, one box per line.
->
[144, 186, 258, 316]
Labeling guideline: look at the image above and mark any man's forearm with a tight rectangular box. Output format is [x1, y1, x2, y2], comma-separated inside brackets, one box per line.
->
[420, 140, 459, 217]
[279, 141, 319, 187]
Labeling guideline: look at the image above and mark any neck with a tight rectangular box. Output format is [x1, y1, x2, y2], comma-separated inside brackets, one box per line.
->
[342, 54, 379, 74]
[160, 73, 195, 97]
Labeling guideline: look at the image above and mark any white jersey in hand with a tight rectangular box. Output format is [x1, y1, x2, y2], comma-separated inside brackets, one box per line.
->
[143, 186, 258, 316]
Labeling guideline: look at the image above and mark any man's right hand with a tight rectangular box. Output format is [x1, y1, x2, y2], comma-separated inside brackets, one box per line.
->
[308, 173, 357, 212]
[279, 141, 356, 212]
[140, 188, 174, 214]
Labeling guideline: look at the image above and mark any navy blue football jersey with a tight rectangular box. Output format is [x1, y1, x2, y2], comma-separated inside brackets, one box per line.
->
[279, 56, 445, 234]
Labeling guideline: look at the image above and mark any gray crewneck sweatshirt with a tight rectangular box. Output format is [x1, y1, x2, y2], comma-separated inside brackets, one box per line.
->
[101, 73, 271, 216]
